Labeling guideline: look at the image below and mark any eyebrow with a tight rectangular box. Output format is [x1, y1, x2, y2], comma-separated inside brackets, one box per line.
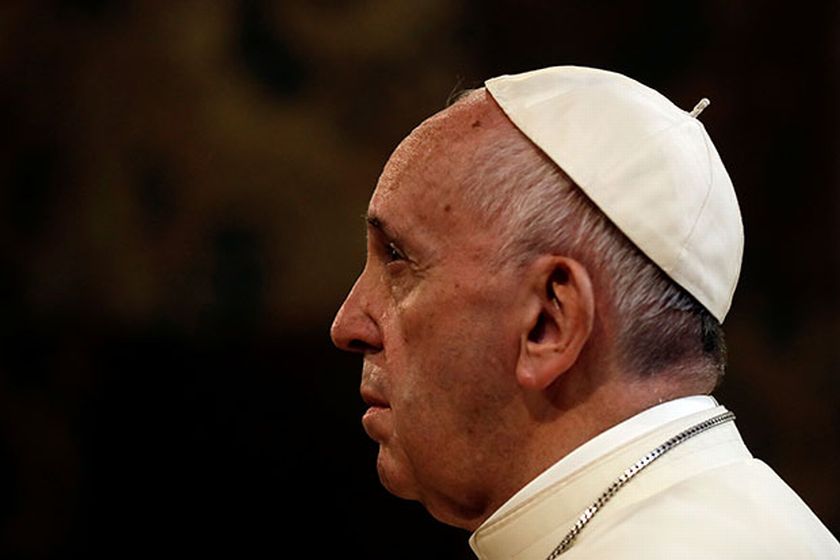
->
[366, 213, 425, 265]
[365, 214, 399, 241]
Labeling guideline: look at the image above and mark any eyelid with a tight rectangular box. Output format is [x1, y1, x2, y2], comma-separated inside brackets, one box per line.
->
[365, 221, 414, 265]
[386, 241, 407, 262]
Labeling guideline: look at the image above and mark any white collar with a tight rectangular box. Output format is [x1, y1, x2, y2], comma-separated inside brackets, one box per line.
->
[471, 395, 717, 539]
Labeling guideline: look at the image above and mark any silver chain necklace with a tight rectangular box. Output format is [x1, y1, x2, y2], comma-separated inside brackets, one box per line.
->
[544, 411, 736, 559]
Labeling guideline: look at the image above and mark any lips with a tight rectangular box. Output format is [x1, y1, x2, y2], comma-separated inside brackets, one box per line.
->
[360, 385, 391, 440]
[361, 387, 390, 409]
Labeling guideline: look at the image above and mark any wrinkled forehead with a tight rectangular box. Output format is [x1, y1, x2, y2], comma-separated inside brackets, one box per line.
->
[371, 89, 504, 207]
[365, 90, 512, 257]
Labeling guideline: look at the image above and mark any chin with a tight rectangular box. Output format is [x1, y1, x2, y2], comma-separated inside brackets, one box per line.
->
[376, 447, 419, 501]
[376, 448, 486, 531]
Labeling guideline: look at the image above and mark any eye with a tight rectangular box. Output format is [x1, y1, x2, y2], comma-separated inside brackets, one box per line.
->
[386, 241, 406, 262]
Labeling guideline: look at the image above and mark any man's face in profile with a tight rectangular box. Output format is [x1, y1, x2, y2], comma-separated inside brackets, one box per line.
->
[331, 94, 531, 527]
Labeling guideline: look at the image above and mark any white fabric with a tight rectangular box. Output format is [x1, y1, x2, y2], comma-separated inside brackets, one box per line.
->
[469, 405, 840, 559]
[481, 395, 717, 525]
[485, 66, 743, 321]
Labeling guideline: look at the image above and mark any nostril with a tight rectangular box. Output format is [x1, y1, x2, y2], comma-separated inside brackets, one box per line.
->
[348, 338, 381, 354]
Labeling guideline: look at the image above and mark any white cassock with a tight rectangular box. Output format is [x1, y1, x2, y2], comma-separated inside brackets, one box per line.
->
[469, 397, 840, 559]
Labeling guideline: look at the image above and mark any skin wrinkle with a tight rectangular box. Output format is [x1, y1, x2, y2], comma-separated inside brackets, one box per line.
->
[348, 94, 539, 526]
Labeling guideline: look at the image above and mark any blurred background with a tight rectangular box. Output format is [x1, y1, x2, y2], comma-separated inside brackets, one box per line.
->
[1, 1, 838, 558]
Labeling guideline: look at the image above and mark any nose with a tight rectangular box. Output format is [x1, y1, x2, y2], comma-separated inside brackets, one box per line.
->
[330, 273, 383, 354]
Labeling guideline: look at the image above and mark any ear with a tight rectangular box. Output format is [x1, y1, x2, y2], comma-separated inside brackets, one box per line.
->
[515, 255, 595, 391]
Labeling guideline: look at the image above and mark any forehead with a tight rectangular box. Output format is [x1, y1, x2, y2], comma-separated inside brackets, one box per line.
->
[376, 94, 484, 193]
[368, 91, 506, 249]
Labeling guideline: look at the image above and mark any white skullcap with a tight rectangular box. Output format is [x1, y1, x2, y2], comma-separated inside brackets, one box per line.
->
[485, 66, 743, 322]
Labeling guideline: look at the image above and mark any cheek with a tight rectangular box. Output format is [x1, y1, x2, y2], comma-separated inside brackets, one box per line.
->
[399, 276, 520, 374]
[385, 268, 523, 410]
[394, 278, 487, 344]
[388, 334, 522, 501]
[394, 292, 520, 437]
[380, 279, 527, 495]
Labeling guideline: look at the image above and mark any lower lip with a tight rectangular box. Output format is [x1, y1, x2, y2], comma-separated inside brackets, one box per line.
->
[363, 405, 390, 421]
[362, 406, 391, 434]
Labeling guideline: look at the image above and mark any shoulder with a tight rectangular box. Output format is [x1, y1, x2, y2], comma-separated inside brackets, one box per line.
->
[570, 459, 840, 559]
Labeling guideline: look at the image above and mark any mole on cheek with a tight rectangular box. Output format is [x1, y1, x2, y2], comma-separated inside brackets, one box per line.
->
[471, 120, 482, 128]
[444, 204, 452, 213]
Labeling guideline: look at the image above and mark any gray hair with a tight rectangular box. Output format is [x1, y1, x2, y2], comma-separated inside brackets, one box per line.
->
[461, 110, 726, 384]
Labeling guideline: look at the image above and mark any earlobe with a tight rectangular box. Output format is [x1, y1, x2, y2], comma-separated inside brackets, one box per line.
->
[515, 257, 595, 391]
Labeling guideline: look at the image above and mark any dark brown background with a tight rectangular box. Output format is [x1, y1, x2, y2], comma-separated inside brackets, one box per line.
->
[1, 1, 838, 558]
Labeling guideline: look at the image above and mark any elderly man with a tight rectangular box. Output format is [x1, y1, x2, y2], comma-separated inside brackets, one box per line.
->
[330, 66, 840, 559]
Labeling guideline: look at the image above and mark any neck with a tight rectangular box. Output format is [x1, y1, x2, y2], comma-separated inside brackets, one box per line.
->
[463, 372, 705, 531]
